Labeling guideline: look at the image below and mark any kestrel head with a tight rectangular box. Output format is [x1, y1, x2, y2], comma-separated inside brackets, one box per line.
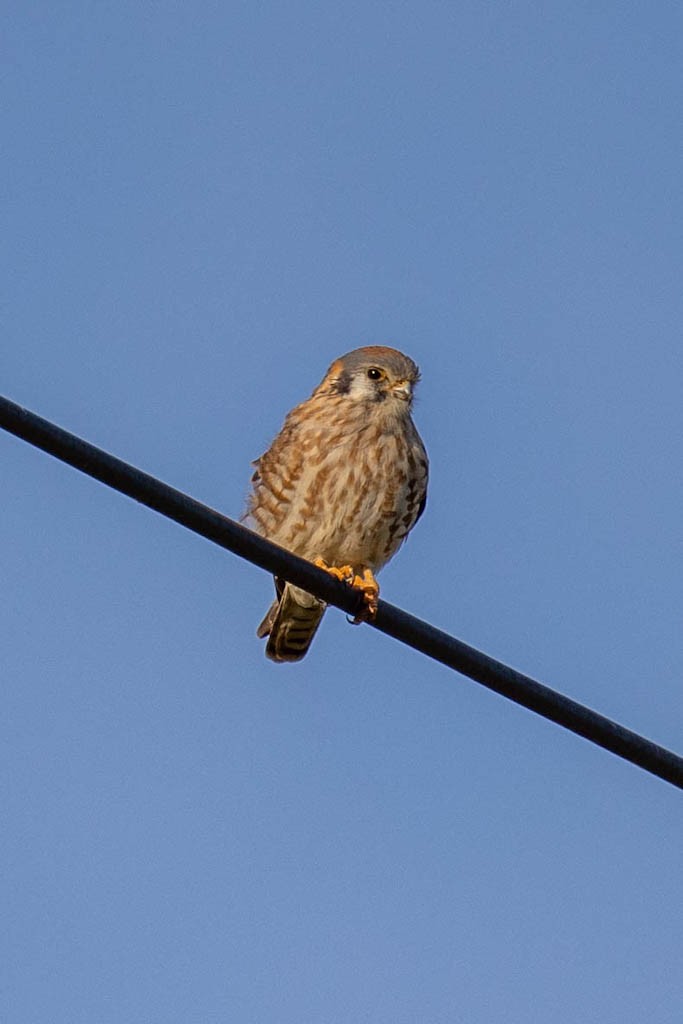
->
[315, 345, 421, 409]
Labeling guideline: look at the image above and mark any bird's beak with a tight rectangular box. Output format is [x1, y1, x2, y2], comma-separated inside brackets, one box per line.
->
[391, 379, 412, 401]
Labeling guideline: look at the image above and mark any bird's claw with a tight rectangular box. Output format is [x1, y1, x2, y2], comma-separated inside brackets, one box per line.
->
[349, 570, 379, 624]
[314, 560, 379, 624]
[314, 557, 355, 583]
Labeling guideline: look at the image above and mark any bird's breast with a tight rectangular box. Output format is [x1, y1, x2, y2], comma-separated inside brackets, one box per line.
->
[247, 397, 427, 573]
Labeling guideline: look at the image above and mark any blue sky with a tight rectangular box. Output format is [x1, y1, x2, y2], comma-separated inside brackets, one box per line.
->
[3, 3, 682, 1021]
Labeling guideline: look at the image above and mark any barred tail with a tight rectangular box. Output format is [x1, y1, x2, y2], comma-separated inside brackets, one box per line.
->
[257, 580, 326, 662]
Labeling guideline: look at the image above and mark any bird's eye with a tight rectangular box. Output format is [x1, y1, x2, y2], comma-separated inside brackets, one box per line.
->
[367, 368, 382, 381]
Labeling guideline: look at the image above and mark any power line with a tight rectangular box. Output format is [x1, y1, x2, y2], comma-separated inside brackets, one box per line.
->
[1, 392, 681, 791]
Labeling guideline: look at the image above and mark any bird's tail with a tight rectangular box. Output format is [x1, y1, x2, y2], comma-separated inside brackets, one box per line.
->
[257, 579, 326, 662]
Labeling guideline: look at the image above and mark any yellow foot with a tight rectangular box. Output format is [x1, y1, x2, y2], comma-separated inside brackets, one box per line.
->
[314, 557, 354, 583]
[349, 568, 380, 624]
[314, 560, 379, 623]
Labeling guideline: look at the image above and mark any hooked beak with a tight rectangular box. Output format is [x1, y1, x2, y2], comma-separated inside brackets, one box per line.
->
[390, 379, 412, 401]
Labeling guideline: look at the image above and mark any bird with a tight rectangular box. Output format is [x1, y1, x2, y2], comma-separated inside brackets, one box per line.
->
[244, 345, 428, 662]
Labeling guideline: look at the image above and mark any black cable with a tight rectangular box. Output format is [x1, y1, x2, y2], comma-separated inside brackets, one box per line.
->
[1, 393, 681, 791]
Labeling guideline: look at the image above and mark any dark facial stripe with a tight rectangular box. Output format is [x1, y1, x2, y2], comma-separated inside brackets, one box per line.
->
[331, 369, 352, 395]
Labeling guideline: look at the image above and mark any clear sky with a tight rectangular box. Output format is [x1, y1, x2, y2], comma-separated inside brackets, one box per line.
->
[3, 3, 682, 1022]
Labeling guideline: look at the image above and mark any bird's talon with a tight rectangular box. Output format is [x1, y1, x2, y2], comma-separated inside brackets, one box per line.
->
[350, 570, 379, 624]
[314, 557, 354, 583]
[314, 560, 379, 624]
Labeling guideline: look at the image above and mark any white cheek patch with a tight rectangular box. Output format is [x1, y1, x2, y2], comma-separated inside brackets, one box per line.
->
[349, 376, 384, 402]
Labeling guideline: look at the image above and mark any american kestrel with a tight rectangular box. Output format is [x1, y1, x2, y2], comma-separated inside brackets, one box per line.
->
[245, 346, 428, 662]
